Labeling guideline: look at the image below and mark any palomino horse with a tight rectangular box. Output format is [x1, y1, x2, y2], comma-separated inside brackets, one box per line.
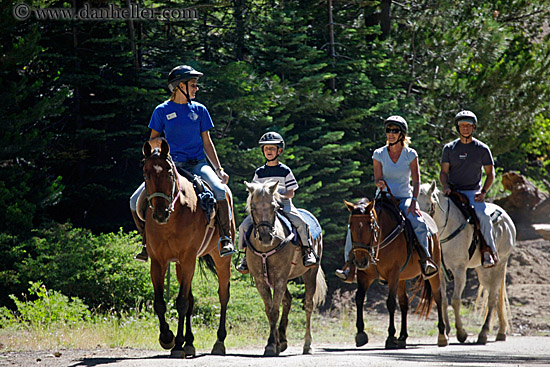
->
[142, 139, 235, 358]
[244, 181, 327, 356]
[345, 198, 448, 349]
[418, 182, 516, 344]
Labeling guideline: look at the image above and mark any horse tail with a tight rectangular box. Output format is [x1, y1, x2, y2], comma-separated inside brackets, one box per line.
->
[313, 267, 327, 308]
[413, 277, 434, 319]
[499, 263, 512, 333]
[198, 254, 217, 276]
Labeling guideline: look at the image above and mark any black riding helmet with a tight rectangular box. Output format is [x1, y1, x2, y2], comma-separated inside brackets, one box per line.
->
[167, 65, 203, 92]
[259, 132, 285, 162]
[384, 115, 408, 134]
[454, 110, 478, 133]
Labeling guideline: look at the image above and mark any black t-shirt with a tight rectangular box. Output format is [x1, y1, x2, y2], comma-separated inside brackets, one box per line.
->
[441, 138, 494, 191]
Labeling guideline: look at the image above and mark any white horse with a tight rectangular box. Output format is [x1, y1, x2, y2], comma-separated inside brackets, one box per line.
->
[418, 182, 516, 344]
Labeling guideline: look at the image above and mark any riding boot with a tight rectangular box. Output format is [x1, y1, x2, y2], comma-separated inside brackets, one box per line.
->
[216, 199, 236, 257]
[418, 245, 438, 279]
[236, 253, 249, 274]
[479, 239, 499, 268]
[302, 238, 318, 268]
[335, 261, 356, 284]
[131, 210, 148, 262]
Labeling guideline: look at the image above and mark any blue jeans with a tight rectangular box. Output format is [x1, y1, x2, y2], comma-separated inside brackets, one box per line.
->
[129, 159, 227, 211]
[458, 190, 497, 253]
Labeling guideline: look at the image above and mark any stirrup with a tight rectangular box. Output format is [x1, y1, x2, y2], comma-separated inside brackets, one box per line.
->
[420, 259, 438, 280]
[134, 246, 148, 262]
[482, 252, 497, 268]
[218, 236, 236, 257]
[236, 256, 249, 274]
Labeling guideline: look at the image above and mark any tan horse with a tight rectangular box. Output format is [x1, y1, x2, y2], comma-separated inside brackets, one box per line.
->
[418, 182, 516, 344]
[345, 198, 448, 349]
[142, 139, 235, 358]
[244, 181, 327, 356]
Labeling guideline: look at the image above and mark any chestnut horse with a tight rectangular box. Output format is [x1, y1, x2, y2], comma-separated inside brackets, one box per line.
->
[245, 181, 327, 356]
[345, 198, 448, 349]
[142, 139, 235, 358]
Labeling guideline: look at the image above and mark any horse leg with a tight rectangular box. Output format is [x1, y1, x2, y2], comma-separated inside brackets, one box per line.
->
[429, 273, 449, 347]
[211, 258, 231, 355]
[396, 280, 408, 348]
[495, 263, 509, 341]
[451, 266, 468, 343]
[385, 275, 400, 349]
[301, 268, 318, 354]
[171, 267, 193, 358]
[277, 287, 292, 354]
[354, 271, 370, 347]
[151, 259, 175, 350]
[475, 265, 502, 345]
[255, 279, 278, 356]
[183, 288, 196, 357]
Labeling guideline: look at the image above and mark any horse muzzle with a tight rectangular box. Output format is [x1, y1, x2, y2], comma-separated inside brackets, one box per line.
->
[152, 209, 170, 224]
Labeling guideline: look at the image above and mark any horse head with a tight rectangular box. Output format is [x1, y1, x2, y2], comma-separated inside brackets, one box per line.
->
[345, 198, 378, 270]
[245, 180, 281, 246]
[418, 181, 440, 217]
[142, 138, 178, 224]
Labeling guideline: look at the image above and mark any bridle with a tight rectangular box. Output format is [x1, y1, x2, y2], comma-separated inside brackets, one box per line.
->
[350, 210, 382, 266]
[144, 154, 181, 215]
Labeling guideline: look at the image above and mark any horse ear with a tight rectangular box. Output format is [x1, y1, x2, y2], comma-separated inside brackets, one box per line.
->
[143, 141, 152, 158]
[160, 139, 170, 158]
[268, 181, 279, 195]
[244, 181, 254, 194]
[344, 200, 355, 213]
[429, 180, 437, 195]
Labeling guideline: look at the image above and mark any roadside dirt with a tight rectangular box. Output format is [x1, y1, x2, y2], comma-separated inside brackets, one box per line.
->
[1, 238, 549, 366]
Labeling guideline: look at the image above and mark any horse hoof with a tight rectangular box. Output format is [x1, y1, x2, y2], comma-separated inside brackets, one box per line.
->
[211, 340, 226, 355]
[159, 331, 175, 350]
[170, 349, 186, 358]
[496, 333, 506, 341]
[355, 332, 369, 347]
[303, 345, 311, 355]
[476, 334, 488, 345]
[385, 337, 405, 349]
[457, 329, 468, 344]
[264, 345, 277, 357]
[280, 341, 288, 353]
[184, 344, 196, 357]
[438, 334, 449, 347]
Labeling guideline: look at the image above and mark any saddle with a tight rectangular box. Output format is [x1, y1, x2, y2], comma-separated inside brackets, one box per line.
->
[447, 191, 502, 260]
[136, 166, 217, 224]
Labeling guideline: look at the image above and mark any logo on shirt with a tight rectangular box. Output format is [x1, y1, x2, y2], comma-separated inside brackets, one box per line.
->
[459, 153, 468, 160]
[188, 111, 199, 121]
[166, 112, 177, 120]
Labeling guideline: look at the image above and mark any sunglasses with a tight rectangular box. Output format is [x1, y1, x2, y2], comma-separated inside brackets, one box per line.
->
[385, 128, 402, 134]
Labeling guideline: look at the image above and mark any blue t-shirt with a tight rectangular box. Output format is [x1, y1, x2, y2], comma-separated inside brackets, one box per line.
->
[148, 100, 214, 162]
[372, 145, 418, 198]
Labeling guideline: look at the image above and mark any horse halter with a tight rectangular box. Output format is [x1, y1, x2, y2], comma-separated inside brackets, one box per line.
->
[350, 211, 381, 266]
[144, 153, 181, 214]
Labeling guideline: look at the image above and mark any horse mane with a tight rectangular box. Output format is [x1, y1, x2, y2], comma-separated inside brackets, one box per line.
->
[245, 180, 281, 214]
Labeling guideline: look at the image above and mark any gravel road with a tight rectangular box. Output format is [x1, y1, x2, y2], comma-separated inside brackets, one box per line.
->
[2, 336, 549, 367]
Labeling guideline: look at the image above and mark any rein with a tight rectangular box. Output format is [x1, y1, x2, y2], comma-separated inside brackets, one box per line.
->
[435, 194, 468, 244]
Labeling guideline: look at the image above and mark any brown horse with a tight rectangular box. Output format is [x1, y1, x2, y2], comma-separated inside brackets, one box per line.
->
[345, 198, 448, 349]
[142, 139, 235, 358]
[244, 181, 327, 356]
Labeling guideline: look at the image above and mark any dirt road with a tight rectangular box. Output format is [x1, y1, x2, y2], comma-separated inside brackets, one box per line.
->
[2, 336, 549, 367]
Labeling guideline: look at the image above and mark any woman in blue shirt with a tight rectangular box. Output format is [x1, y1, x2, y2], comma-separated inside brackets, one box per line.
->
[130, 65, 235, 261]
[336, 116, 438, 281]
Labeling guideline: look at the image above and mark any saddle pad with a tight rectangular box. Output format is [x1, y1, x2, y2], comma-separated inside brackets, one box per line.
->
[297, 209, 322, 240]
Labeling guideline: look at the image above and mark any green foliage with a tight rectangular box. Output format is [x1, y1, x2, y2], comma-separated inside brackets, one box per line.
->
[0, 281, 91, 329]
[10, 223, 153, 311]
